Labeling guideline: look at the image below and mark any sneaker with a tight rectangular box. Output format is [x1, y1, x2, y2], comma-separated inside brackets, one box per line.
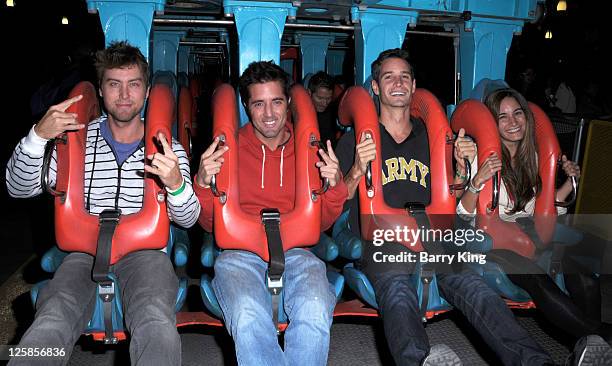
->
[422, 344, 462, 366]
[568, 335, 612, 366]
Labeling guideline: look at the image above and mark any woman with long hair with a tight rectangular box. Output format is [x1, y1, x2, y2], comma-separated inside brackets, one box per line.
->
[456, 88, 611, 345]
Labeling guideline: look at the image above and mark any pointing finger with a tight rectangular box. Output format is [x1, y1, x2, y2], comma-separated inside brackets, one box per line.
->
[54, 94, 84, 112]
[202, 137, 221, 158]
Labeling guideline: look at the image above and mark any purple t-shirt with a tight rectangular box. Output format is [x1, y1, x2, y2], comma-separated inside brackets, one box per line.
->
[100, 119, 142, 166]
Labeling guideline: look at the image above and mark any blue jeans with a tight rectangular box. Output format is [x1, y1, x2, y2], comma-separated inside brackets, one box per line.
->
[212, 248, 336, 366]
[9, 251, 180, 366]
[361, 241, 553, 366]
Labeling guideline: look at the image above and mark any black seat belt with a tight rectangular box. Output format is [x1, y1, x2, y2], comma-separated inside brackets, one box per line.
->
[405, 203, 442, 322]
[92, 209, 121, 344]
[261, 209, 285, 334]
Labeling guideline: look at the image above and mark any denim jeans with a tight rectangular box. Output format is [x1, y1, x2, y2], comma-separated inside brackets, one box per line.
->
[212, 248, 336, 366]
[10, 251, 180, 366]
[360, 241, 553, 366]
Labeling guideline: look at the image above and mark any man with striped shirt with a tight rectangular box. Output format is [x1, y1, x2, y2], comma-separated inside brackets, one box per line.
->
[6, 42, 199, 365]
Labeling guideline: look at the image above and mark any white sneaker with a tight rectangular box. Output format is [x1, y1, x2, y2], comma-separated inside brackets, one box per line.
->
[422, 344, 463, 366]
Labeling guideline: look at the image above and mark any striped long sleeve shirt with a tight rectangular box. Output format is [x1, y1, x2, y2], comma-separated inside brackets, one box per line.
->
[6, 117, 200, 229]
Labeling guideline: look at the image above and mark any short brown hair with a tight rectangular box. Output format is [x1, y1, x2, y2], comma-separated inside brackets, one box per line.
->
[95, 41, 149, 87]
[371, 48, 413, 83]
[239, 61, 291, 105]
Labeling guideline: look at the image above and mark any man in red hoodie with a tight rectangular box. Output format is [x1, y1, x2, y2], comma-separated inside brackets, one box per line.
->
[193, 61, 348, 366]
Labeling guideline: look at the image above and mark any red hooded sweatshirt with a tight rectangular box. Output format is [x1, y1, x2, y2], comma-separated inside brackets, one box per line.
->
[195, 122, 348, 233]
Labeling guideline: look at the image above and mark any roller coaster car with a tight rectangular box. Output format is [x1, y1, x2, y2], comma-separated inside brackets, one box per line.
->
[450, 88, 582, 303]
[31, 229, 188, 342]
[33, 81, 188, 342]
[334, 86, 472, 318]
[198, 83, 344, 329]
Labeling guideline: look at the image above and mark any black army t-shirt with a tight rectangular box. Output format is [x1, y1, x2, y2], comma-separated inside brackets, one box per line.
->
[335, 117, 431, 235]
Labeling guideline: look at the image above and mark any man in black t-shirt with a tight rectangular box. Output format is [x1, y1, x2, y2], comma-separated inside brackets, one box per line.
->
[335, 49, 556, 366]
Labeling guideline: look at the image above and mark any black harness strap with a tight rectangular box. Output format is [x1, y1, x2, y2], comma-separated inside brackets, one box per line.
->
[405, 203, 441, 322]
[549, 243, 565, 278]
[92, 209, 121, 344]
[261, 209, 285, 334]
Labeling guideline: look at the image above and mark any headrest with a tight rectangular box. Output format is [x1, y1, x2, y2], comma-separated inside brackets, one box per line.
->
[470, 78, 509, 102]
[151, 71, 178, 98]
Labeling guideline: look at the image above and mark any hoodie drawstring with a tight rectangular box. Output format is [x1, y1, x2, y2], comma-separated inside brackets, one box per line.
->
[261, 145, 266, 189]
[280, 145, 285, 187]
[260, 144, 286, 189]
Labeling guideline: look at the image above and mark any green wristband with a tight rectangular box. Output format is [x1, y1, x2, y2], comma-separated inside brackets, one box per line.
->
[167, 178, 186, 196]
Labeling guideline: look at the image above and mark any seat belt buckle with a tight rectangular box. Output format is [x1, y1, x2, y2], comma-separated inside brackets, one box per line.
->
[261, 208, 281, 224]
[99, 209, 121, 224]
[98, 280, 115, 303]
[420, 270, 434, 284]
[266, 274, 283, 295]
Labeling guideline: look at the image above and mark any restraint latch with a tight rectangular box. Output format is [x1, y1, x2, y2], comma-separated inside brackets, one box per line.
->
[261, 208, 285, 334]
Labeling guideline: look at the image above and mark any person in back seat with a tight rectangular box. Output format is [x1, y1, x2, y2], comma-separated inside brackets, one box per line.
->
[6, 41, 200, 366]
[335, 48, 561, 366]
[194, 61, 348, 366]
[308, 71, 338, 147]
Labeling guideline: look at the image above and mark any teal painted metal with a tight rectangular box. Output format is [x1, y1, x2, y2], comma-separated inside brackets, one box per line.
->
[326, 49, 345, 77]
[458, 18, 523, 100]
[152, 31, 184, 74]
[224, 0, 297, 125]
[360, 0, 538, 20]
[351, 6, 417, 86]
[221, 30, 231, 81]
[224, 0, 296, 75]
[280, 59, 294, 79]
[188, 53, 197, 75]
[351, 0, 539, 99]
[178, 46, 190, 74]
[299, 34, 333, 80]
[86, 0, 166, 59]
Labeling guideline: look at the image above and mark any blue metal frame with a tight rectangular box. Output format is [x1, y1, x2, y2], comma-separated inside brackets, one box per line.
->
[458, 19, 523, 101]
[224, 0, 297, 125]
[351, 6, 417, 86]
[299, 34, 333, 80]
[86, 0, 166, 60]
[152, 31, 184, 75]
[326, 49, 345, 77]
[177, 45, 191, 75]
[351, 0, 539, 99]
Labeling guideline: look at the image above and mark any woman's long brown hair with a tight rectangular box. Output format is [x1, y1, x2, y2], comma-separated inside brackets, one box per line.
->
[485, 88, 541, 214]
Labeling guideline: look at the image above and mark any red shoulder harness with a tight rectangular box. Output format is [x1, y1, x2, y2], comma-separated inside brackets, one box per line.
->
[338, 86, 456, 251]
[54, 82, 173, 264]
[451, 100, 560, 258]
[210, 84, 325, 261]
